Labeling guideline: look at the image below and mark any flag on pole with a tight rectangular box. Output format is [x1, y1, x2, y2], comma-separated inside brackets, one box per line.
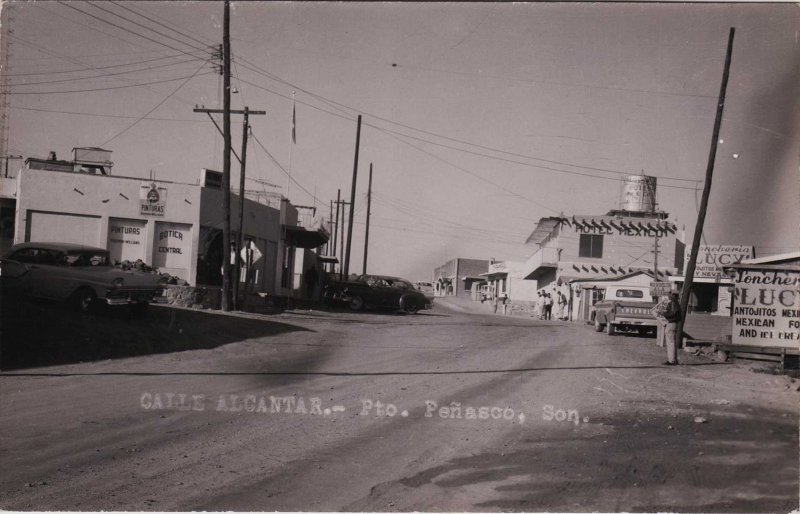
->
[291, 99, 296, 144]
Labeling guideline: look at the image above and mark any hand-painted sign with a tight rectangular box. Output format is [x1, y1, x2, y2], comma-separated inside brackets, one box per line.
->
[732, 267, 800, 347]
[650, 281, 671, 296]
[152, 222, 190, 272]
[687, 245, 753, 279]
[140, 182, 167, 216]
[107, 218, 146, 263]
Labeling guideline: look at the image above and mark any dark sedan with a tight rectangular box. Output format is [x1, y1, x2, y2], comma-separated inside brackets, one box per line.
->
[324, 274, 432, 313]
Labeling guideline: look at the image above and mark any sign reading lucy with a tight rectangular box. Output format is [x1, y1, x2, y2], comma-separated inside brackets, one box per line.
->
[140, 182, 167, 217]
[732, 267, 800, 348]
[688, 245, 753, 279]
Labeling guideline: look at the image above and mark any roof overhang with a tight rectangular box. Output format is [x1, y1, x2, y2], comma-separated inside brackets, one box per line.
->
[283, 225, 329, 249]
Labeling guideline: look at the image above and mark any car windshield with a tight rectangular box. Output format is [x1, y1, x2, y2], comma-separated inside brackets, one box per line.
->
[615, 289, 645, 299]
[62, 250, 110, 267]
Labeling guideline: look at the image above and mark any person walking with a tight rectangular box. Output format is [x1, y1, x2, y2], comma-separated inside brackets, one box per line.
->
[492, 293, 499, 314]
[501, 294, 509, 315]
[653, 291, 682, 365]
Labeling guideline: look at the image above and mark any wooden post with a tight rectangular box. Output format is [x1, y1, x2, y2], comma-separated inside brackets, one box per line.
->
[363, 163, 372, 275]
[233, 107, 249, 310]
[344, 115, 361, 279]
[221, 0, 232, 311]
[677, 27, 736, 350]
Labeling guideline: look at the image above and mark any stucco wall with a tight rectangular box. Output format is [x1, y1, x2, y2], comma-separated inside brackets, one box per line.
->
[15, 168, 201, 283]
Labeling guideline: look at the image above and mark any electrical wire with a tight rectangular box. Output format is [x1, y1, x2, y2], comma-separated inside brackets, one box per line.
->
[3, 72, 214, 95]
[99, 63, 208, 147]
[10, 105, 207, 122]
[58, 3, 214, 60]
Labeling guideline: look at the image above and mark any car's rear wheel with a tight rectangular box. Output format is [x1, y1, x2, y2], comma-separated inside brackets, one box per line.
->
[348, 296, 364, 311]
[594, 319, 604, 332]
[73, 287, 96, 313]
[404, 303, 419, 314]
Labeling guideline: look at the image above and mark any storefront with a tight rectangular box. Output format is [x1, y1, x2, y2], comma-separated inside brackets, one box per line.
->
[12, 160, 327, 295]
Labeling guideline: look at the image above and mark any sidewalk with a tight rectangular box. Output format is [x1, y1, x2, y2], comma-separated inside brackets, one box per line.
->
[434, 295, 509, 316]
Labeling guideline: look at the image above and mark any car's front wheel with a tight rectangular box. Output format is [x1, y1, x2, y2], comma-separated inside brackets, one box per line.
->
[404, 303, 419, 314]
[348, 296, 364, 311]
[72, 287, 96, 313]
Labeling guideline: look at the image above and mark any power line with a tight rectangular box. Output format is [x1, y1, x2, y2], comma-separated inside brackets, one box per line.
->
[3, 72, 214, 95]
[5, 48, 208, 77]
[57, 3, 213, 61]
[6, 57, 202, 88]
[99, 63, 207, 147]
[79, 2, 214, 57]
[109, 1, 215, 50]
[249, 131, 316, 201]
[10, 105, 207, 122]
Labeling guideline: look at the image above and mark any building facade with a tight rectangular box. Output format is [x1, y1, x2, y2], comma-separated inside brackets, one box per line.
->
[8, 152, 328, 299]
[523, 212, 684, 289]
[432, 258, 490, 297]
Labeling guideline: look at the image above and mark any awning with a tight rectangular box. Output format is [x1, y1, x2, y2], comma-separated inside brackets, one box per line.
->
[283, 225, 329, 249]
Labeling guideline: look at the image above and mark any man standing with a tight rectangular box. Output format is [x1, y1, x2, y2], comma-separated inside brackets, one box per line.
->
[654, 292, 682, 365]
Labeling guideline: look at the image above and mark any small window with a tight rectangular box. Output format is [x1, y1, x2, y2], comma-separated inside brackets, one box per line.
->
[579, 234, 604, 258]
[10, 248, 38, 263]
[615, 289, 644, 299]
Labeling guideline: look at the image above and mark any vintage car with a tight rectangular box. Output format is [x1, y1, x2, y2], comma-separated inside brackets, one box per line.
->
[593, 285, 657, 336]
[0, 242, 167, 312]
[324, 274, 432, 313]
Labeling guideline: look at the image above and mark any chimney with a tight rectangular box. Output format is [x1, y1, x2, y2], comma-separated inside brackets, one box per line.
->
[48, 151, 57, 161]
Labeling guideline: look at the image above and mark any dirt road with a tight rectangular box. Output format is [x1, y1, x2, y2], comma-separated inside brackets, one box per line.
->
[1, 298, 797, 512]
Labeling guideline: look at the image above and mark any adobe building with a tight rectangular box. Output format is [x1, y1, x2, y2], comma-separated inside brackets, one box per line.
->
[522, 175, 684, 291]
[6, 148, 328, 299]
[432, 257, 490, 297]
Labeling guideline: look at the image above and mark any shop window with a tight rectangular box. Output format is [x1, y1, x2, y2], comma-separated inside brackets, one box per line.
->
[579, 234, 604, 258]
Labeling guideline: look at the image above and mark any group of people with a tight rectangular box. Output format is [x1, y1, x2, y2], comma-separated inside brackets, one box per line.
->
[533, 290, 568, 320]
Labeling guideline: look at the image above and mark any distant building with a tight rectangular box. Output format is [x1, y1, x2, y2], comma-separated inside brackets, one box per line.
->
[522, 212, 683, 290]
[432, 258, 490, 297]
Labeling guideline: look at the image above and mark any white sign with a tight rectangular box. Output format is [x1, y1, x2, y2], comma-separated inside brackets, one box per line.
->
[732, 268, 800, 348]
[687, 244, 753, 279]
[107, 218, 146, 263]
[152, 222, 191, 271]
[140, 182, 167, 217]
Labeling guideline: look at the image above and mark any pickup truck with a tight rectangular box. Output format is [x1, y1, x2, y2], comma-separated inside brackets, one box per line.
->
[592, 285, 657, 336]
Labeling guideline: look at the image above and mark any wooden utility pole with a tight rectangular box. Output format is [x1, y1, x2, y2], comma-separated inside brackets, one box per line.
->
[193, 103, 266, 310]
[677, 27, 736, 349]
[336, 198, 351, 279]
[363, 163, 373, 275]
[343, 115, 361, 279]
[221, 0, 232, 311]
[333, 189, 341, 268]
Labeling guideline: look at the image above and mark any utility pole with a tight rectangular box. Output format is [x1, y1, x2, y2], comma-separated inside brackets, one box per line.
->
[363, 163, 373, 275]
[343, 115, 361, 279]
[333, 189, 341, 268]
[677, 27, 736, 350]
[328, 199, 333, 258]
[221, 0, 232, 311]
[193, 102, 266, 310]
[336, 198, 351, 280]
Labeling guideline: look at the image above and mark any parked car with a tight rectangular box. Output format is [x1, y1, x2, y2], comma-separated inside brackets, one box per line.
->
[0, 242, 166, 312]
[593, 285, 657, 336]
[324, 274, 432, 313]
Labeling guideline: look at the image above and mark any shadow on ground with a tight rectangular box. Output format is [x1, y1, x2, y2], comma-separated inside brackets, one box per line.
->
[357, 404, 798, 512]
[0, 298, 313, 370]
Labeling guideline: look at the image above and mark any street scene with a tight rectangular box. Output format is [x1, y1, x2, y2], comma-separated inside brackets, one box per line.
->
[1, 1, 799, 513]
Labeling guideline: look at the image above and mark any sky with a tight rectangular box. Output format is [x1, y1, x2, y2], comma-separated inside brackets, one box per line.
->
[3, 1, 799, 281]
